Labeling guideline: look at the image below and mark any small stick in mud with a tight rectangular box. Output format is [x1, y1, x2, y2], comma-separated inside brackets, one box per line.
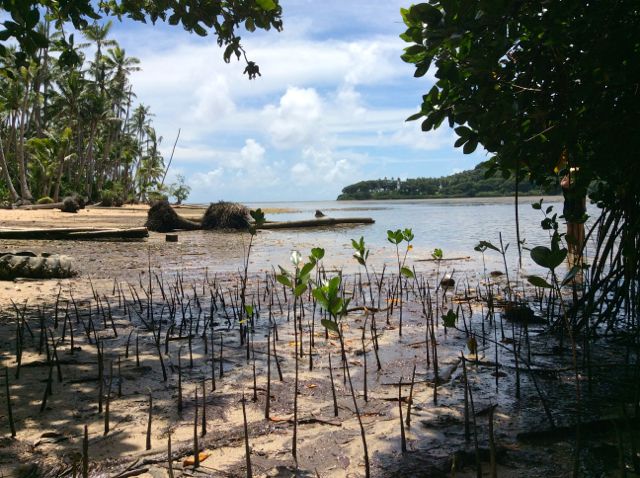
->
[399, 376, 407, 453]
[273, 327, 283, 381]
[193, 388, 200, 468]
[5, 367, 16, 437]
[210, 330, 216, 391]
[167, 433, 174, 478]
[265, 327, 271, 420]
[488, 404, 498, 478]
[219, 333, 224, 378]
[201, 378, 207, 437]
[328, 352, 339, 417]
[178, 348, 183, 413]
[117, 355, 123, 397]
[462, 354, 470, 443]
[242, 392, 253, 478]
[135, 333, 141, 367]
[82, 424, 89, 478]
[146, 393, 153, 450]
[125, 330, 134, 358]
[406, 363, 416, 428]
[104, 361, 113, 435]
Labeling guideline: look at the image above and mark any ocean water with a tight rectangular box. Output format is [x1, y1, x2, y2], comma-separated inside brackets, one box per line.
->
[236, 196, 598, 276]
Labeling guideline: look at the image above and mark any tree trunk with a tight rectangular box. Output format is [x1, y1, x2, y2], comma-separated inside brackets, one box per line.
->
[17, 78, 33, 201]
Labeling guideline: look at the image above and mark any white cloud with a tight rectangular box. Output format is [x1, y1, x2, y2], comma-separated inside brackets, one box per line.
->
[264, 87, 323, 149]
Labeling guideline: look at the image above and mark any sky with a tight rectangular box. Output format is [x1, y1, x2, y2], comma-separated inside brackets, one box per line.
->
[106, 0, 486, 202]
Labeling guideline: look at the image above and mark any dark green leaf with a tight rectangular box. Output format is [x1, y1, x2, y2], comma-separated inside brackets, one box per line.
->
[527, 275, 553, 289]
[321, 318, 339, 333]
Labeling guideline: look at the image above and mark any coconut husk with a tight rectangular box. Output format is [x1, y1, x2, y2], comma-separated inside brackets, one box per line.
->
[145, 200, 201, 232]
[60, 197, 79, 213]
[201, 201, 250, 230]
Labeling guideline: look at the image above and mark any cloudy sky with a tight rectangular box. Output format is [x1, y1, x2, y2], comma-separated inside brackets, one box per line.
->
[108, 0, 486, 202]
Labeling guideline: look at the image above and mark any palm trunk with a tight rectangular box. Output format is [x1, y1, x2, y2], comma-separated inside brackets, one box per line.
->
[0, 135, 19, 202]
[17, 79, 33, 201]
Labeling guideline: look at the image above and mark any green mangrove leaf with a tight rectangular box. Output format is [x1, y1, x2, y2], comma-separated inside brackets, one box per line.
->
[276, 274, 292, 288]
[527, 275, 553, 289]
[400, 266, 414, 279]
[321, 318, 339, 333]
[294, 283, 307, 297]
[311, 247, 325, 261]
[442, 309, 457, 328]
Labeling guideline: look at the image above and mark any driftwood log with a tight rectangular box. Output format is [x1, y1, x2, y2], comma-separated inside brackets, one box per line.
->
[257, 217, 374, 230]
[0, 227, 149, 240]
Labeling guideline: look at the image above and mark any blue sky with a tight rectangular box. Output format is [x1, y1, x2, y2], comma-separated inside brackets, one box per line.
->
[107, 0, 486, 202]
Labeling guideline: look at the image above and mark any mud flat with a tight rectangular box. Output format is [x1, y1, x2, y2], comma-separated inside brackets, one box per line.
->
[0, 207, 637, 477]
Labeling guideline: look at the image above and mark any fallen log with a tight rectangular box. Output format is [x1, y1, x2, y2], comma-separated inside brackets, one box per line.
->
[257, 217, 374, 230]
[0, 227, 148, 240]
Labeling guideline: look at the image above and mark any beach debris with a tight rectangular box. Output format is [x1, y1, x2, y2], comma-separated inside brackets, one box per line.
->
[201, 201, 251, 230]
[0, 252, 75, 280]
[166, 234, 178, 242]
[440, 276, 455, 288]
[145, 200, 200, 232]
[315, 209, 326, 218]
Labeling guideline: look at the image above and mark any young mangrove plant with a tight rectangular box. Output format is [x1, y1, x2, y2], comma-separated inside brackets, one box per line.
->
[387, 228, 415, 335]
[276, 247, 324, 464]
[315, 275, 370, 478]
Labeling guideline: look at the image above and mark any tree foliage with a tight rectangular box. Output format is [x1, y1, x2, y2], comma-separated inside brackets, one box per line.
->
[401, 0, 640, 206]
[338, 162, 559, 200]
[0, 0, 282, 74]
[401, 1, 640, 325]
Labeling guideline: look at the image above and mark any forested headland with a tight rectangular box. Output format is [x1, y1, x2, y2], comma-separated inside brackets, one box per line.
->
[337, 161, 560, 200]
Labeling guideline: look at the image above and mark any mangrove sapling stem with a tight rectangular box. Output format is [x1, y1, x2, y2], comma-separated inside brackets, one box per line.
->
[406, 363, 416, 428]
[219, 333, 224, 378]
[167, 433, 174, 478]
[399, 376, 407, 453]
[344, 339, 371, 478]
[252, 346, 258, 402]
[431, 328, 438, 405]
[135, 333, 140, 367]
[210, 329, 216, 391]
[362, 321, 368, 402]
[193, 389, 199, 468]
[5, 367, 16, 437]
[293, 297, 299, 462]
[201, 378, 207, 437]
[49, 329, 63, 382]
[118, 356, 122, 397]
[328, 352, 338, 417]
[512, 321, 521, 399]
[104, 361, 113, 435]
[462, 354, 470, 443]
[242, 393, 253, 478]
[40, 358, 53, 412]
[265, 328, 271, 420]
[146, 393, 153, 450]
[83, 424, 89, 478]
[489, 404, 498, 478]
[97, 341, 104, 413]
[178, 348, 183, 413]
[125, 330, 133, 358]
[467, 378, 482, 478]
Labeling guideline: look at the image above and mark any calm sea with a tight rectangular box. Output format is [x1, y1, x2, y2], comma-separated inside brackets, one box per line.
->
[226, 196, 599, 276]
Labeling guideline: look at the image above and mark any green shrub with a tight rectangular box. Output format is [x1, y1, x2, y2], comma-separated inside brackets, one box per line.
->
[37, 196, 54, 204]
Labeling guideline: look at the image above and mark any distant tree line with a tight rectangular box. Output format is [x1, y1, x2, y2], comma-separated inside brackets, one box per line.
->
[337, 161, 560, 200]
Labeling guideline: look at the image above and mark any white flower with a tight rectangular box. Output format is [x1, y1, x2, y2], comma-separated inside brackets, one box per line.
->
[290, 250, 302, 266]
